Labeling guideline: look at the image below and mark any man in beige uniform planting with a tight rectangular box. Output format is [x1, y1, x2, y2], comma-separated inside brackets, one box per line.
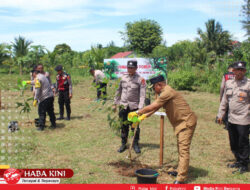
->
[129, 75, 197, 184]
[217, 61, 249, 174]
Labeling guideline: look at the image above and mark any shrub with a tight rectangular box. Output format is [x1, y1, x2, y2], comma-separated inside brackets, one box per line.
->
[168, 70, 195, 90]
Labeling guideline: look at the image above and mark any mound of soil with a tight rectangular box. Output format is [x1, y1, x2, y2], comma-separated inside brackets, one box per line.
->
[108, 160, 150, 177]
[83, 114, 92, 118]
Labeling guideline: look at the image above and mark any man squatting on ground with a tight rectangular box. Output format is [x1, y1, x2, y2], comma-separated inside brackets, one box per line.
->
[129, 75, 197, 184]
[54, 65, 73, 121]
[113, 60, 146, 154]
[32, 69, 56, 131]
[89, 68, 107, 100]
[217, 61, 250, 174]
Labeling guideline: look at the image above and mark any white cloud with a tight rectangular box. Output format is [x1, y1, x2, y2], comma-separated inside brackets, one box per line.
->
[0, 10, 90, 23]
[0, 0, 244, 24]
[161, 0, 244, 18]
[188, 0, 243, 17]
[0, 28, 123, 51]
[232, 31, 248, 42]
[0, 0, 90, 11]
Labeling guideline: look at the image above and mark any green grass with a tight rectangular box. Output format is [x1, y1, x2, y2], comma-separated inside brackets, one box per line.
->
[0, 74, 249, 184]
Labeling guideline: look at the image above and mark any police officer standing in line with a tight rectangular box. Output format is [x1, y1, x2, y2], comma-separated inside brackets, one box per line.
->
[89, 68, 107, 101]
[220, 64, 235, 101]
[55, 65, 72, 121]
[219, 64, 235, 130]
[129, 75, 197, 184]
[32, 69, 56, 131]
[217, 61, 249, 174]
[112, 60, 146, 154]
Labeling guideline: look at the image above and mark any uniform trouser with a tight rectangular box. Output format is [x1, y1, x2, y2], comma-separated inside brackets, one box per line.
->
[223, 108, 229, 130]
[38, 97, 56, 128]
[119, 107, 140, 144]
[176, 125, 196, 182]
[97, 83, 107, 100]
[228, 122, 249, 167]
[58, 90, 71, 118]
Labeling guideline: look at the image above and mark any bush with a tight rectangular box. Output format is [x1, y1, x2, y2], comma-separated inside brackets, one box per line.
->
[168, 70, 195, 90]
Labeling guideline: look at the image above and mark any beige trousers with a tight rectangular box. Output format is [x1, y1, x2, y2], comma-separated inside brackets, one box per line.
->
[176, 124, 196, 182]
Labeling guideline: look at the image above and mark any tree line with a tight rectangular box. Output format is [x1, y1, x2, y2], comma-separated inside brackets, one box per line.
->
[0, 1, 249, 93]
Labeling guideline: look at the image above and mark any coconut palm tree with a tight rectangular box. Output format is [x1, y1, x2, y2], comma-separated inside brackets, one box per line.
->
[0, 43, 9, 64]
[241, 0, 250, 37]
[12, 36, 33, 75]
[197, 19, 232, 56]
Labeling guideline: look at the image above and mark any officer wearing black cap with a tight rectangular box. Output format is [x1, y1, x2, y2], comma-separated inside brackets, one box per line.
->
[113, 60, 146, 154]
[55, 65, 72, 120]
[130, 75, 197, 184]
[217, 61, 249, 174]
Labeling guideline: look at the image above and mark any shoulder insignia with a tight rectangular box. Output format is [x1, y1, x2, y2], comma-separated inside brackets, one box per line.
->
[140, 77, 146, 85]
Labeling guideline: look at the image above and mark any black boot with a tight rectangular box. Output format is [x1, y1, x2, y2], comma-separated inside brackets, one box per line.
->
[168, 171, 178, 177]
[57, 116, 64, 120]
[227, 162, 241, 168]
[49, 123, 56, 130]
[117, 138, 127, 153]
[239, 166, 248, 174]
[133, 141, 141, 154]
[232, 165, 248, 174]
[37, 125, 44, 131]
[65, 114, 70, 120]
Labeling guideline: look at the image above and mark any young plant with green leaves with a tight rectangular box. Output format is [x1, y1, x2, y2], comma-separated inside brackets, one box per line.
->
[15, 79, 33, 120]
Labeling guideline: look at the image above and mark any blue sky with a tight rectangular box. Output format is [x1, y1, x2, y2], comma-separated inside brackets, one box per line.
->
[0, 0, 247, 51]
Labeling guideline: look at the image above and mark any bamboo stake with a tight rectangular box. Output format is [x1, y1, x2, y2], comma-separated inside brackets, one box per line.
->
[159, 115, 164, 166]
[0, 89, 1, 110]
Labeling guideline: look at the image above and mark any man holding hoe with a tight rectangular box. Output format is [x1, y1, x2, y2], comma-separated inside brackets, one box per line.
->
[129, 75, 197, 184]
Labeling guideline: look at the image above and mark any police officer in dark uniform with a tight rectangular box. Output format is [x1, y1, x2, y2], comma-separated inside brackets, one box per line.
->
[55, 65, 72, 121]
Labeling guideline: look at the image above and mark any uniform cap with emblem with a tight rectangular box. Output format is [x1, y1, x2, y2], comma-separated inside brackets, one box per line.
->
[55, 65, 63, 71]
[127, 60, 137, 68]
[233, 61, 246, 69]
[149, 75, 165, 86]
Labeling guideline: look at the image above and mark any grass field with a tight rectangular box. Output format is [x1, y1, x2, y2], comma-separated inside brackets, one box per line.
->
[0, 74, 249, 184]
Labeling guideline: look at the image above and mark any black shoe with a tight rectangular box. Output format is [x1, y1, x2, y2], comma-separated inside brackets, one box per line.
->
[117, 144, 127, 153]
[49, 125, 56, 130]
[227, 162, 241, 168]
[239, 166, 248, 174]
[173, 180, 185, 184]
[65, 117, 70, 121]
[232, 166, 248, 174]
[168, 171, 178, 177]
[37, 127, 44, 131]
[57, 117, 64, 120]
[133, 143, 141, 154]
